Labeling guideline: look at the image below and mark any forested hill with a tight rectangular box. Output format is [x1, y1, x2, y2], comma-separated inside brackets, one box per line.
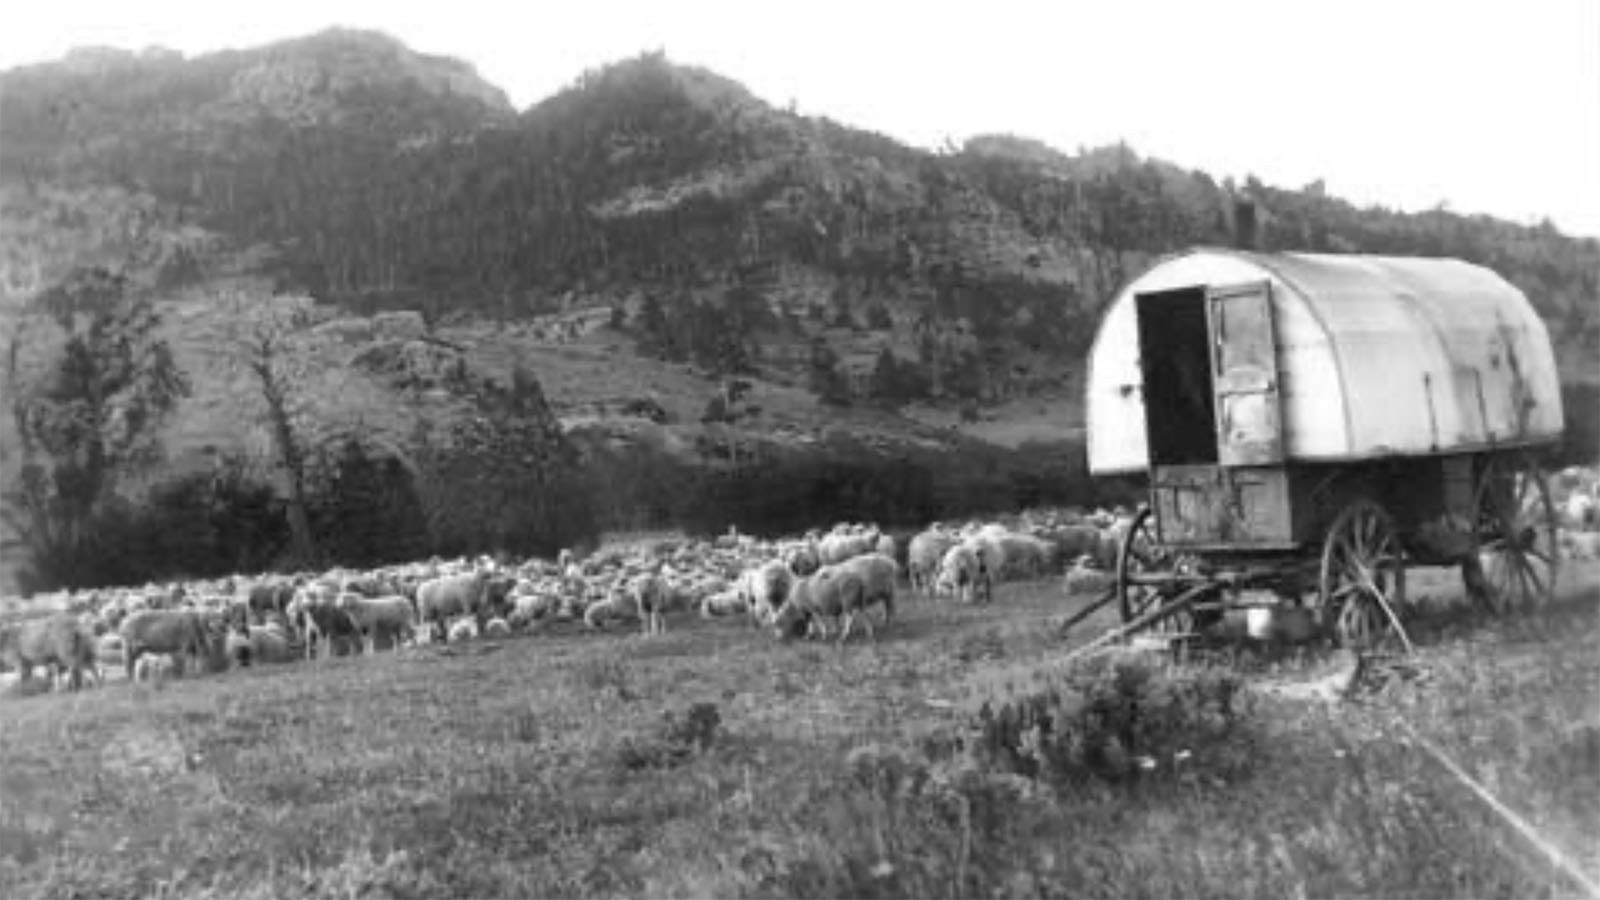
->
[2, 30, 1596, 402]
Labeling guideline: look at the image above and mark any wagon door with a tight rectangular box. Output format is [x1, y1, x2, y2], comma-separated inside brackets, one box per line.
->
[1208, 281, 1285, 466]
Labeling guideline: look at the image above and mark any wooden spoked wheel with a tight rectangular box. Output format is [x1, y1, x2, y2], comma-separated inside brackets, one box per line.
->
[1472, 455, 1559, 613]
[1116, 506, 1200, 635]
[1320, 499, 1407, 649]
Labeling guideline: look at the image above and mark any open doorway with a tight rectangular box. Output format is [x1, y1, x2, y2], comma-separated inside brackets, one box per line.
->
[1136, 287, 1217, 465]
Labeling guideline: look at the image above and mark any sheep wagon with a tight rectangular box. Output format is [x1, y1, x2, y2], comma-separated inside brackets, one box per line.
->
[1086, 248, 1565, 647]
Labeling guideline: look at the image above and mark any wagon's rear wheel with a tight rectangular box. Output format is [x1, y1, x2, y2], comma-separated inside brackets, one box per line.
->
[1471, 454, 1559, 613]
[1320, 498, 1407, 649]
[1116, 506, 1200, 635]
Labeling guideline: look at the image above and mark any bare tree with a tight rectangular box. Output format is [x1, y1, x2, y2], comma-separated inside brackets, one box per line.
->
[220, 295, 321, 564]
[212, 293, 393, 568]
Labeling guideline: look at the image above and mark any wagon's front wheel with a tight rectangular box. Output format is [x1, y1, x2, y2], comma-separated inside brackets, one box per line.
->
[1320, 499, 1407, 649]
[1117, 506, 1199, 635]
[1471, 454, 1559, 614]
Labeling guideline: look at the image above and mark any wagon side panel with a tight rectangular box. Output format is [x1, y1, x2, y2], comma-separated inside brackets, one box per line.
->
[1151, 465, 1300, 549]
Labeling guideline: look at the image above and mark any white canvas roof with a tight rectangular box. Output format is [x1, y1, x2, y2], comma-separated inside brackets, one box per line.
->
[1087, 248, 1564, 474]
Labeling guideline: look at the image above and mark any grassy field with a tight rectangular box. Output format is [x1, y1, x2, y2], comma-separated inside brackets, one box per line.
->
[2, 564, 1597, 899]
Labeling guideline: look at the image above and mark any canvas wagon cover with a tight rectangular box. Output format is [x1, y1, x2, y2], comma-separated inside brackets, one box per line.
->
[1087, 249, 1564, 474]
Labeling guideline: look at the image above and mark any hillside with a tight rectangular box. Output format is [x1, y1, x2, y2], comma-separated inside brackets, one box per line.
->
[1, 31, 1597, 589]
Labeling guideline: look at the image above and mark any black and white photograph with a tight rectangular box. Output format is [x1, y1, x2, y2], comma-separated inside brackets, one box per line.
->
[1, 1, 1597, 896]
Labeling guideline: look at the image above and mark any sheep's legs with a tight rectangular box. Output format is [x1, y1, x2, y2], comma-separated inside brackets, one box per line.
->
[859, 610, 877, 642]
[810, 615, 831, 641]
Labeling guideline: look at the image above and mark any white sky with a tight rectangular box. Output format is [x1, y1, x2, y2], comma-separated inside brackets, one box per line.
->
[3, 0, 1598, 237]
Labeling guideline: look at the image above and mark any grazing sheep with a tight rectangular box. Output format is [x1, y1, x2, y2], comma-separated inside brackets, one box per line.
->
[508, 591, 560, 629]
[1566, 492, 1598, 530]
[874, 533, 898, 561]
[935, 543, 990, 605]
[223, 620, 296, 668]
[340, 575, 392, 599]
[964, 536, 1005, 600]
[739, 560, 796, 626]
[292, 601, 363, 660]
[699, 589, 748, 618]
[133, 653, 176, 682]
[224, 628, 255, 667]
[785, 543, 822, 577]
[630, 573, 672, 636]
[818, 529, 879, 566]
[1561, 529, 1600, 561]
[246, 579, 297, 623]
[0, 615, 97, 691]
[907, 530, 957, 596]
[416, 570, 495, 641]
[834, 553, 898, 627]
[336, 593, 416, 652]
[582, 591, 635, 630]
[94, 633, 126, 677]
[119, 610, 212, 680]
[482, 575, 519, 621]
[772, 564, 886, 644]
[981, 529, 1054, 580]
[1063, 555, 1114, 596]
[1045, 523, 1103, 563]
[447, 616, 480, 642]
[483, 617, 512, 639]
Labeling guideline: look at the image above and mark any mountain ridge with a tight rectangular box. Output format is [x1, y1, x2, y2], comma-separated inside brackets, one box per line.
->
[1, 33, 1594, 463]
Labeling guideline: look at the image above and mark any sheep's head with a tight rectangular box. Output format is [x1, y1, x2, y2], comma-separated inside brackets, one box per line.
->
[771, 601, 810, 642]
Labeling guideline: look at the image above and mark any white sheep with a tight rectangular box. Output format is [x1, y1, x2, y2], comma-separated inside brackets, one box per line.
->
[907, 530, 957, 595]
[629, 573, 673, 636]
[834, 552, 898, 626]
[772, 564, 885, 644]
[935, 543, 992, 605]
[699, 589, 749, 618]
[818, 527, 880, 565]
[1063, 555, 1114, 596]
[447, 616, 480, 642]
[336, 593, 416, 652]
[508, 591, 560, 629]
[1560, 529, 1600, 561]
[738, 560, 796, 627]
[1565, 492, 1598, 531]
[133, 653, 176, 683]
[582, 590, 637, 631]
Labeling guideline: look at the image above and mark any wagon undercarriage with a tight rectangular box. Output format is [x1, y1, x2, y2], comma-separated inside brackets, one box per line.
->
[1111, 451, 1562, 651]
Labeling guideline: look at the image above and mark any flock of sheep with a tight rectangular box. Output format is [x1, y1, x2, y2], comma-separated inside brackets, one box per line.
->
[0, 509, 1134, 694]
[3, 463, 1597, 697]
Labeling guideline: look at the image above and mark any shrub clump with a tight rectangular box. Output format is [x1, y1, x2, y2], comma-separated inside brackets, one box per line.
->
[757, 659, 1260, 898]
[614, 702, 722, 770]
[969, 655, 1255, 786]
